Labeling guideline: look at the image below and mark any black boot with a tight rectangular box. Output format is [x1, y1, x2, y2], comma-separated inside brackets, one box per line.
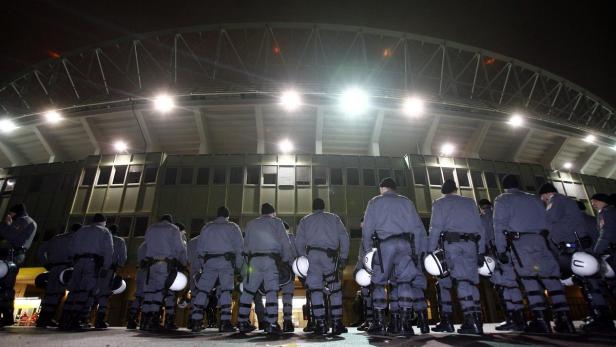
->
[553, 311, 576, 334]
[582, 307, 616, 333]
[258, 321, 267, 331]
[303, 317, 315, 332]
[190, 318, 203, 333]
[126, 310, 137, 330]
[36, 309, 53, 328]
[164, 314, 178, 330]
[331, 319, 347, 335]
[283, 319, 294, 333]
[457, 312, 483, 335]
[237, 320, 256, 333]
[265, 322, 282, 336]
[525, 310, 552, 334]
[416, 309, 430, 334]
[367, 309, 387, 336]
[139, 312, 147, 331]
[432, 312, 454, 333]
[145, 313, 162, 332]
[58, 310, 72, 330]
[0, 308, 14, 327]
[357, 316, 371, 331]
[387, 312, 401, 336]
[219, 320, 236, 333]
[495, 310, 515, 331]
[95, 311, 108, 329]
[313, 319, 328, 336]
[400, 308, 415, 337]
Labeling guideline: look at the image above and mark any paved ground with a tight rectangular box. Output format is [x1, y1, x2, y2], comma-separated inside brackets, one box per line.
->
[1, 324, 615, 347]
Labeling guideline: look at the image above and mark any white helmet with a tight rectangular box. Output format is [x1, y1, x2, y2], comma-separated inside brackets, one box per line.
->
[601, 255, 615, 278]
[112, 280, 127, 295]
[169, 272, 188, 291]
[239, 282, 244, 293]
[363, 248, 377, 273]
[292, 256, 309, 278]
[0, 260, 8, 279]
[354, 268, 371, 287]
[59, 267, 74, 285]
[571, 251, 599, 277]
[424, 250, 449, 277]
[478, 255, 496, 277]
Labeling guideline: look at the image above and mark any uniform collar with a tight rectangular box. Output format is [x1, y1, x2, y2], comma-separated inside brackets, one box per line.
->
[382, 191, 397, 196]
[215, 217, 228, 222]
[505, 188, 521, 193]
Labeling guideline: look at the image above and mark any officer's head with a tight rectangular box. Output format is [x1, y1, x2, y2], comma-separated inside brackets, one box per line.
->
[312, 198, 325, 211]
[441, 179, 457, 195]
[8, 203, 26, 217]
[478, 199, 492, 215]
[92, 213, 106, 227]
[538, 183, 558, 203]
[70, 223, 82, 233]
[159, 214, 174, 224]
[379, 177, 396, 194]
[217, 206, 230, 219]
[174, 222, 186, 232]
[501, 175, 519, 190]
[576, 200, 587, 211]
[108, 224, 119, 236]
[261, 203, 276, 217]
[591, 193, 610, 211]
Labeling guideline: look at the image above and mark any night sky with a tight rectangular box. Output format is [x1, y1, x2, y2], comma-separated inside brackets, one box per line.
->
[2, 1, 615, 105]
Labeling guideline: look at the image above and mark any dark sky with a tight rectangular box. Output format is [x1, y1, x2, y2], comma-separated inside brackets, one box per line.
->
[2, 0, 615, 105]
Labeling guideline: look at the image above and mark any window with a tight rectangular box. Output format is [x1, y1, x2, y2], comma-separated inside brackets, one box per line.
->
[112, 165, 127, 185]
[296, 166, 310, 185]
[442, 168, 455, 181]
[196, 168, 210, 185]
[412, 167, 427, 185]
[278, 167, 295, 186]
[126, 165, 142, 184]
[180, 167, 194, 184]
[213, 167, 226, 184]
[535, 176, 546, 188]
[484, 172, 498, 188]
[246, 166, 260, 185]
[394, 170, 407, 186]
[263, 166, 277, 185]
[428, 167, 443, 185]
[347, 168, 359, 185]
[29, 175, 44, 193]
[164, 168, 177, 185]
[4, 178, 16, 192]
[133, 217, 149, 237]
[363, 169, 376, 186]
[456, 169, 470, 187]
[378, 169, 392, 181]
[313, 167, 327, 185]
[330, 168, 343, 185]
[471, 171, 484, 188]
[117, 217, 132, 238]
[190, 218, 205, 237]
[82, 168, 96, 186]
[97, 167, 112, 185]
[497, 173, 507, 186]
[230, 167, 243, 184]
[143, 166, 158, 183]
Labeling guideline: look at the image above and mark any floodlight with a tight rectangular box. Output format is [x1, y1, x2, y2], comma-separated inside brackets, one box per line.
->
[402, 97, 425, 117]
[278, 139, 294, 154]
[153, 94, 175, 113]
[339, 88, 369, 116]
[279, 90, 302, 112]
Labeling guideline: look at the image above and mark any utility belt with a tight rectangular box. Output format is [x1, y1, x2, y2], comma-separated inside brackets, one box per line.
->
[245, 252, 283, 282]
[142, 257, 181, 286]
[74, 253, 104, 273]
[371, 231, 415, 273]
[440, 231, 481, 244]
[555, 241, 578, 254]
[504, 230, 548, 268]
[200, 252, 236, 268]
[306, 246, 339, 259]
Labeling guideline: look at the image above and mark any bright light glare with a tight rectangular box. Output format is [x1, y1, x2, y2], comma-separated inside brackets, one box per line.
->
[563, 162, 573, 170]
[153, 94, 175, 113]
[278, 139, 294, 154]
[583, 134, 596, 143]
[0, 119, 18, 133]
[339, 88, 369, 116]
[508, 114, 524, 127]
[440, 143, 455, 156]
[402, 97, 425, 117]
[113, 140, 128, 153]
[611, 145, 616, 152]
[44, 110, 62, 124]
[279, 90, 302, 112]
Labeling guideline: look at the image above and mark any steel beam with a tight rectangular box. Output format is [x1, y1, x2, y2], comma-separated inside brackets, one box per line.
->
[541, 136, 570, 170]
[255, 106, 265, 154]
[194, 108, 210, 154]
[510, 128, 535, 162]
[421, 115, 441, 155]
[369, 110, 385, 156]
[575, 145, 601, 174]
[463, 120, 491, 158]
[134, 110, 160, 152]
[598, 157, 616, 178]
[33, 126, 66, 163]
[0, 139, 27, 166]
[315, 107, 324, 154]
[80, 117, 102, 155]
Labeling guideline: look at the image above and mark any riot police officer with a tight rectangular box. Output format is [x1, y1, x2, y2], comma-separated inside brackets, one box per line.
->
[295, 198, 350, 336]
[237, 203, 292, 336]
[141, 214, 187, 331]
[362, 178, 426, 337]
[493, 175, 574, 334]
[126, 241, 146, 329]
[35, 223, 80, 328]
[428, 179, 484, 335]
[281, 222, 296, 333]
[94, 224, 127, 329]
[59, 213, 113, 331]
[189, 207, 243, 333]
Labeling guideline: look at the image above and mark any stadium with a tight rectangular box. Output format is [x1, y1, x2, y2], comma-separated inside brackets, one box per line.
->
[0, 19, 615, 346]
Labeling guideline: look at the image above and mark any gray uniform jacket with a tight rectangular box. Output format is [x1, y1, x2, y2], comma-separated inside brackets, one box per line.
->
[112, 235, 127, 268]
[137, 242, 147, 263]
[287, 232, 298, 260]
[493, 188, 548, 254]
[545, 193, 589, 244]
[244, 216, 293, 263]
[198, 217, 244, 269]
[0, 214, 37, 251]
[295, 210, 350, 260]
[37, 232, 74, 267]
[428, 194, 485, 252]
[70, 223, 114, 269]
[481, 208, 495, 253]
[362, 191, 426, 254]
[144, 221, 187, 266]
[595, 205, 616, 254]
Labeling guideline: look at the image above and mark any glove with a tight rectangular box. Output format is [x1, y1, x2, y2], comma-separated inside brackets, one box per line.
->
[498, 252, 509, 264]
[477, 254, 485, 267]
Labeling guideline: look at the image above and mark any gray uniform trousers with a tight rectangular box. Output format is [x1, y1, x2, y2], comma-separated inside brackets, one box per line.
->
[388, 282, 399, 313]
[306, 250, 342, 321]
[142, 262, 169, 313]
[95, 270, 115, 312]
[581, 275, 609, 308]
[443, 241, 481, 314]
[129, 268, 145, 315]
[371, 240, 421, 311]
[238, 256, 279, 324]
[164, 292, 176, 316]
[64, 258, 99, 315]
[437, 277, 453, 313]
[491, 259, 524, 310]
[510, 234, 569, 312]
[40, 265, 68, 314]
[361, 286, 373, 318]
[281, 279, 294, 321]
[191, 258, 234, 321]
[411, 272, 428, 311]
[254, 293, 265, 324]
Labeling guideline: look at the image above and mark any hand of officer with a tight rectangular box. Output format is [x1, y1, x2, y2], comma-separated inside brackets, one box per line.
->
[497, 252, 509, 264]
[477, 254, 485, 267]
